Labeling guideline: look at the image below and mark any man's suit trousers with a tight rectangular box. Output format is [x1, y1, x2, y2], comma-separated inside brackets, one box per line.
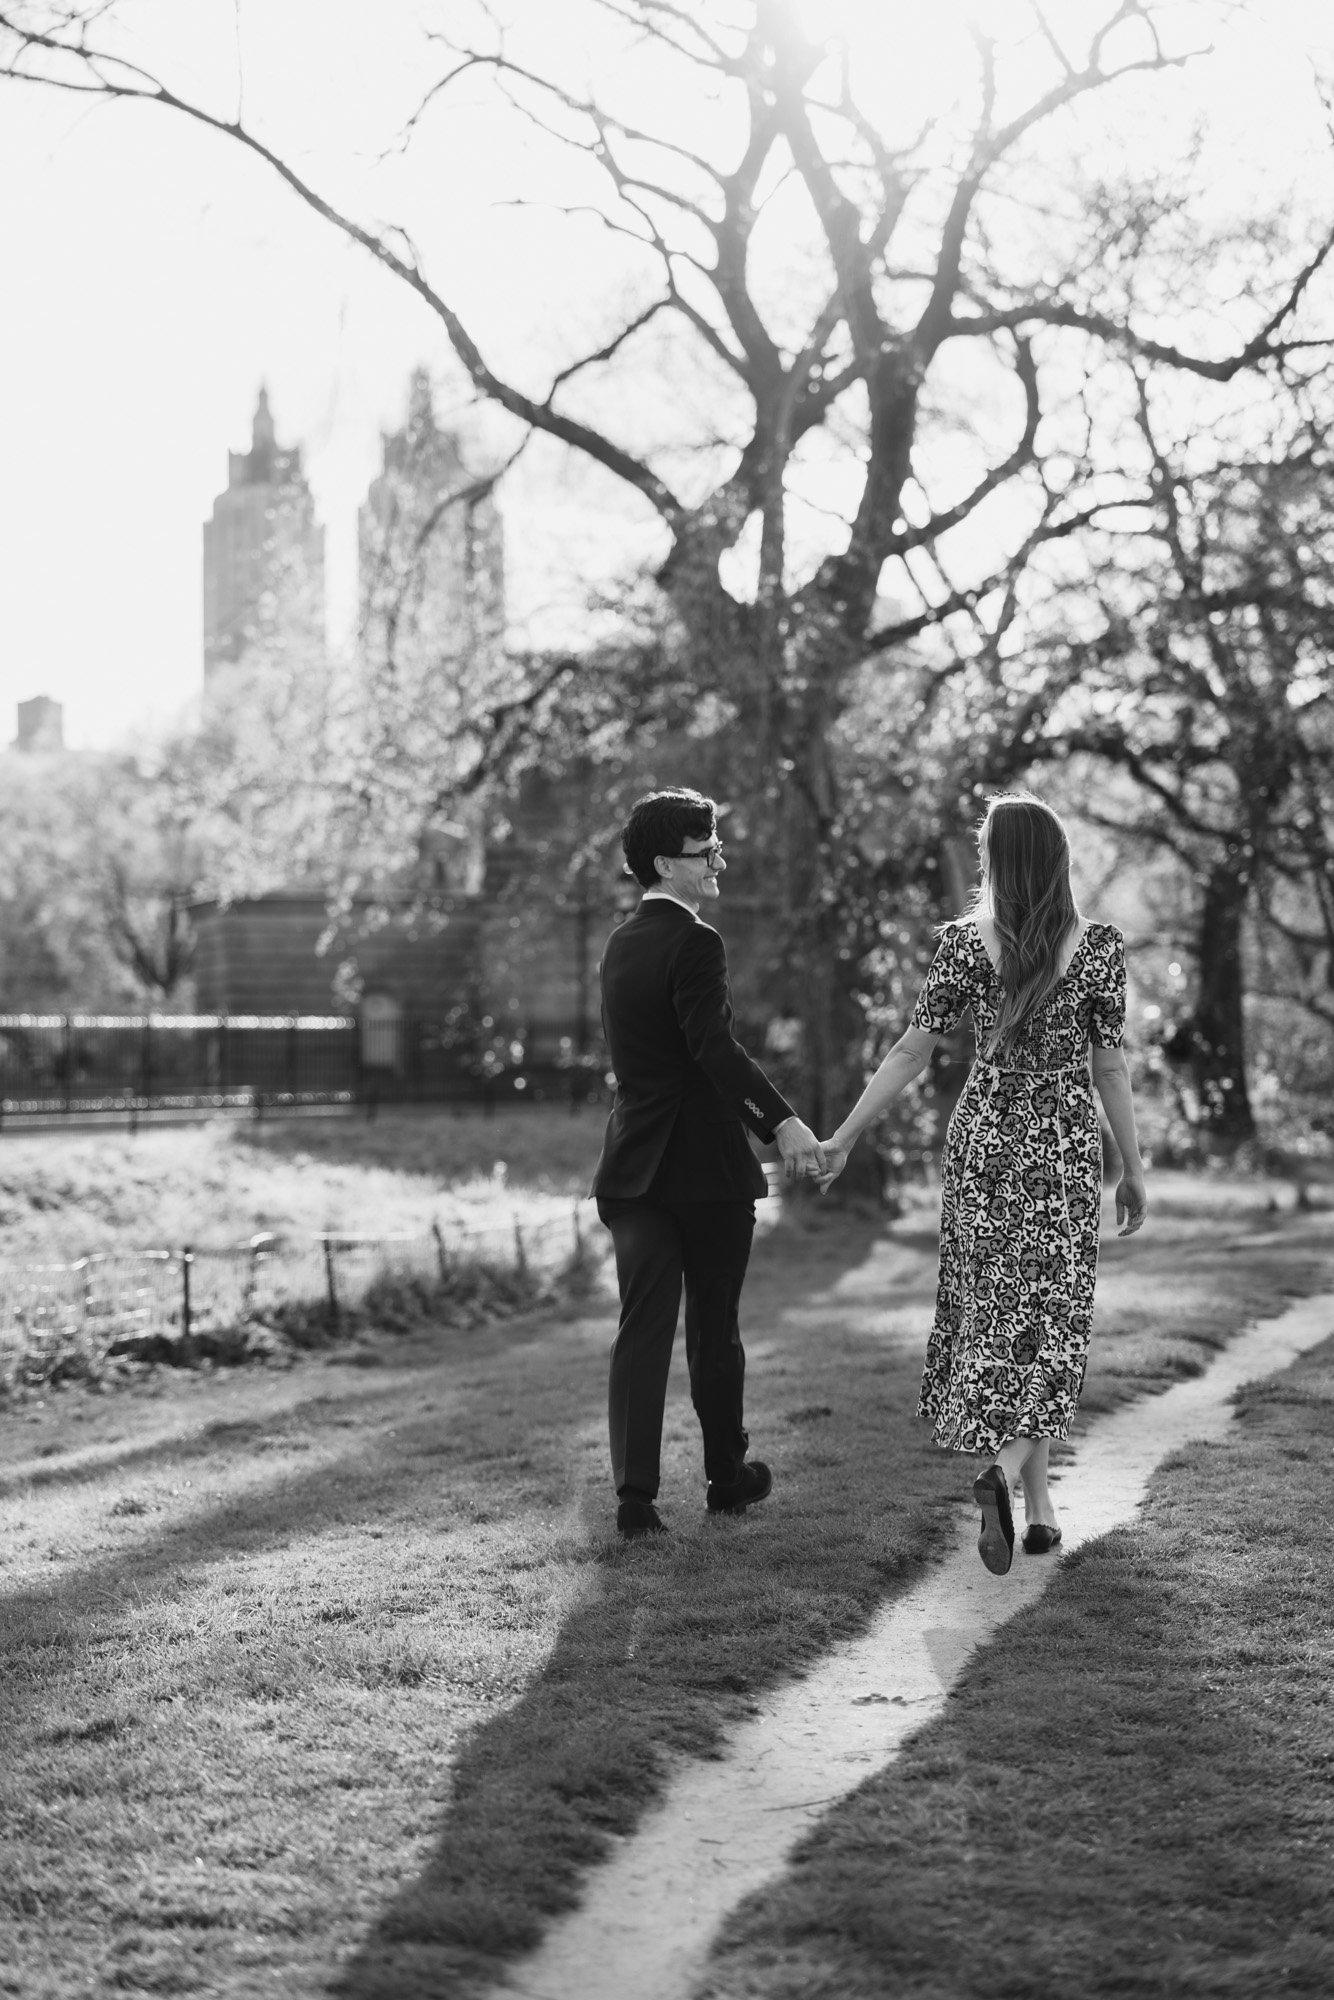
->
[597, 1196, 755, 1498]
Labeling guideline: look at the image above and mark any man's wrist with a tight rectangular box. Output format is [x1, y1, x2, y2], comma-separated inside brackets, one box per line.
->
[773, 1115, 798, 1138]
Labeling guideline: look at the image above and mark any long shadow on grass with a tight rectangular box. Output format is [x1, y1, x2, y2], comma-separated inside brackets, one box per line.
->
[3, 1208, 951, 2000]
[0, 1304, 566, 1501]
[0, 1298, 631, 1709]
[326, 1393, 961, 1992]
[254, 1206, 959, 1998]
[327, 1221, 1334, 1999]
[0, 1208, 899, 1697]
[696, 1343, 1334, 2000]
[6, 1217, 1332, 2000]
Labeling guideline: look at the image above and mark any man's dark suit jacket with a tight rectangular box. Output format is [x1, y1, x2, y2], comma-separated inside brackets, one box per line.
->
[590, 897, 795, 1202]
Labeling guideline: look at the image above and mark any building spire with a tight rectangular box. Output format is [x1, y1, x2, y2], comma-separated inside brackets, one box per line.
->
[204, 386, 325, 678]
[252, 384, 276, 452]
[406, 366, 436, 445]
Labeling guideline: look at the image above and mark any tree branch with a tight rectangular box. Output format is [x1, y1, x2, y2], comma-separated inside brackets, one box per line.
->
[913, 10, 1202, 358]
[947, 224, 1334, 379]
[887, 335, 1041, 554]
[542, 298, 672, 403]
[0, 9, 688, 529]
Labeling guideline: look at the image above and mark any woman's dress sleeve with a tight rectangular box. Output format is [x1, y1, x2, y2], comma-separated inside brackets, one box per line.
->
[910, 928, 974, 1035]
[1089, 928, 1127, 1049]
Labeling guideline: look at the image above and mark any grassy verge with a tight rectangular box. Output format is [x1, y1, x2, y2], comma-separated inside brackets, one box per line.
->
[0, 1105, 598, 1264]
[1076, 1183, 1333, 1417]
[698, 1329, 1334, 2000]
[0, 1107, 605, 1397]
[0, 1182, 1330, 1996]
[236, 1101, 602, 1193]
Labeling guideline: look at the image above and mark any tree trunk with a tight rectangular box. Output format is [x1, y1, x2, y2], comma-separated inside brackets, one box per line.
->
[663, 527, 897, 1199]
[1176, 854, 1256, 1145]
[780, 899, 887, 1203]
[779, 807, 896, 1204]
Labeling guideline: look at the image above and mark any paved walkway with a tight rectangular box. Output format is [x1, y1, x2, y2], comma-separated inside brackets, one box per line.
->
[497, 1291, 1334, 2000]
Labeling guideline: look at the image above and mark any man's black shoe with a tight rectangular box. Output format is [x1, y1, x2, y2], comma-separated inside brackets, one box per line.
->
[706, 1460, 773, 1515]
[617, 1498, 667, 1539]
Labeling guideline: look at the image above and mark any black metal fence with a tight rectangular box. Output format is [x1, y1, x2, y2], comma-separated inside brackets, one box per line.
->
[0, 1013, 610, 1125]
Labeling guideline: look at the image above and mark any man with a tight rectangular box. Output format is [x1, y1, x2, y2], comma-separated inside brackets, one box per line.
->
[590, 787, 826, 1540]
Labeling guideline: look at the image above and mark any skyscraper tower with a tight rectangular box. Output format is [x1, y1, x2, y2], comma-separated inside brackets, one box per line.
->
[202, 387, 326, 679]
[358, 368, 505, 690]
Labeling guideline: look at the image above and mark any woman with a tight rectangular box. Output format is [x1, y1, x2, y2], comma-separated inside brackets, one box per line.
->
[818, 794, 1147, 1574]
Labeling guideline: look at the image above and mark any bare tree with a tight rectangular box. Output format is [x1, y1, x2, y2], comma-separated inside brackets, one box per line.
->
[1029, 366, 1334, 1143]
[4, 0, 1332, 1141]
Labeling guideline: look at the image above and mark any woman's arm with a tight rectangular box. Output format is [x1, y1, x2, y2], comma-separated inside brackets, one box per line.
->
[1090, 1045, 1148, 1235]
[828, 1025, 939, 1156]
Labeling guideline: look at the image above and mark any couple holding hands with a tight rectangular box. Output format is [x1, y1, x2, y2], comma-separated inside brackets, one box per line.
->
[591, 787, 1147, 1572]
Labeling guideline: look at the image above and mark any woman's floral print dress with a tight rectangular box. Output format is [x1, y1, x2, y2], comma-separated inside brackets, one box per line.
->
[911, 920, 1126, 1457]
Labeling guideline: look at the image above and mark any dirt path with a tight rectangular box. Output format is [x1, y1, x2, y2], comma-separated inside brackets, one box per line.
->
[495, 1290, 1334, 2000]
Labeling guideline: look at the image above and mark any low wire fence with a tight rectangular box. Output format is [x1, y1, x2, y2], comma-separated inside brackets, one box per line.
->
[0, 1012, 611, 1126]
[0, 1202, 603, 1391]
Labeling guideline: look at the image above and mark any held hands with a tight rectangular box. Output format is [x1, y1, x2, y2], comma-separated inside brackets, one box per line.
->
[813, 1142, 849, 1194]
[774, 1116, 827, 1184]
[1115, 1170, 1148, 1237]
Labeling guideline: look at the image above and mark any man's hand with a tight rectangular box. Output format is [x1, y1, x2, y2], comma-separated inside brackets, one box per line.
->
[814, 1143, 849, 1194]
[774, 1116, 827, 1183]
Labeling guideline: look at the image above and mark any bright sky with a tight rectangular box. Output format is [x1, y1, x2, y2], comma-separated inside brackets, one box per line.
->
[1, 0, 1332, 748]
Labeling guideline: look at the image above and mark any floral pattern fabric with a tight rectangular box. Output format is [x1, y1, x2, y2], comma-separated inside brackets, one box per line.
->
[910, 920, 1126, 1456]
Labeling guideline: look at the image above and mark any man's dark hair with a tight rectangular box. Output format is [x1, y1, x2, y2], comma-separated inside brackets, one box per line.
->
[620, 788, 717, 888]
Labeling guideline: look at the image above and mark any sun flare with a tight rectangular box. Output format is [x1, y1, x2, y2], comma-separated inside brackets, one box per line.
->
[787, 0, 1109, 132]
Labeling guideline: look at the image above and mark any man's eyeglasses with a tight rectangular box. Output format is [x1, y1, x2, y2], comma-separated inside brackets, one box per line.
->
[678, 840, 724, 867]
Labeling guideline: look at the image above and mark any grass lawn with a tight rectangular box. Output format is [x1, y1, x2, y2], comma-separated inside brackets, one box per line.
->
[0, 1164, 1331, 1995]
[0, 1106, 611, 1391]
[0, 1105, 603, 1264]
[699, 1334, 1334, 2000]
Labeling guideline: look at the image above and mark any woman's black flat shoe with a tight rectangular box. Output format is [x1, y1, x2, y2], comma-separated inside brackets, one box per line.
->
[973, 1466, 1014, 1575]
[1021, 1523, 1062, 1556]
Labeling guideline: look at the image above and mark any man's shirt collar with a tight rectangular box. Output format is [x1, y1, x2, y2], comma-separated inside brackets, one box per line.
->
[641, 888, 701, 920]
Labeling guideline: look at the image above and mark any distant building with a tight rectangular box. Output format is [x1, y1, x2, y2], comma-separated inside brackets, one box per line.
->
[190, 892, 486, 1018]
[188, 880, 606, 1067]
[202, 387, 325, 679]
[358, 367, 505, 692]
[190, 374, 564, 1047]
[12, 695, 63, 753]
[189, 779, 610, 1054]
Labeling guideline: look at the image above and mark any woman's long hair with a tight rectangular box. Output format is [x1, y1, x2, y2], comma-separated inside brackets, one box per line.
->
[969, 793, 1079, 1059]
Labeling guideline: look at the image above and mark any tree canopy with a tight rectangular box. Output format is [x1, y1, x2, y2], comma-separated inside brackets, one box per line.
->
[5, 1, 1334, 1156]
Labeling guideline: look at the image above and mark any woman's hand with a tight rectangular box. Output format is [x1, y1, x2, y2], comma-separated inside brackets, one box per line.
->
[814, 1142, 849, 1193]
[1115, 1170, 1148, 1237]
